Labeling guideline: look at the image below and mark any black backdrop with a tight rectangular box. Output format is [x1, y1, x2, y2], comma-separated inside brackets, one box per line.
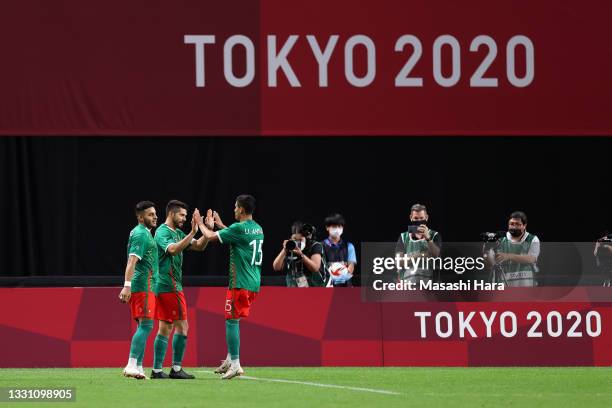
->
[1, 137, 611, 286]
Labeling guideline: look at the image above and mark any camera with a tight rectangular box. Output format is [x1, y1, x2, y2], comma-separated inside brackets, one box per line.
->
[408, 225, 419, 234]
[596, 234, 612, 269]
[597, 233, 612, 244]
[285, 240, 299, 251]
[480, 231, 505, 242]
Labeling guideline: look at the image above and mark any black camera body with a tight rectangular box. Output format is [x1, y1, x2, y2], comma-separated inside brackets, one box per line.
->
[285, 240, 300, 251]
[480, 231, 506, 243]
[597, 233, 612, 244]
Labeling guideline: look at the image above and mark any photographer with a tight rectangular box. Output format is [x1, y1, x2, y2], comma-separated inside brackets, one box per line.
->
[594, 233, 612, 287]
[395, 204, 442, 284]
[492, 211, 540, 287]
[322, 214, 357, 287]
[272, 221, 325, 287]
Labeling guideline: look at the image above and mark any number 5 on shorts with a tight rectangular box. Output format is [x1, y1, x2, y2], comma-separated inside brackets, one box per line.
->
[225, 299, 232, 312]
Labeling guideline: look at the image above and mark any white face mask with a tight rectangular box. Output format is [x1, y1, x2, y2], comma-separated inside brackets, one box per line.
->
[329, 227, 343, 238]
[298, 238, 306, 250]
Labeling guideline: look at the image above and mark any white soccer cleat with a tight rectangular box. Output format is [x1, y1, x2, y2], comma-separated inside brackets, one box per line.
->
[137, 366, 149, 380]
[221, 364, 244, 380]
[123, 365, 145, 379]
[214, 359, 231, 374]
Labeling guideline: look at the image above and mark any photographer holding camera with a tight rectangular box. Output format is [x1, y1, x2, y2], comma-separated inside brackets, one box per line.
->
[594, 232, 612, 287]
[272, 221, 325, 287]
[395, 204, 442, 284]
[490, 211, 540, 287]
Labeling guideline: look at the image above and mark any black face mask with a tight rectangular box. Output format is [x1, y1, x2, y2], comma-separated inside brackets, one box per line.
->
[410, 219, 427, 227]
[509, 228, 523, 237]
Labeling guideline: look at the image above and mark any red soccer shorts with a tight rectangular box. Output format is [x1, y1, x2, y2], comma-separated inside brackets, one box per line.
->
[129, 291, 155, 321]
[225, 288, 257, 320]
[155, 291, 188, 322]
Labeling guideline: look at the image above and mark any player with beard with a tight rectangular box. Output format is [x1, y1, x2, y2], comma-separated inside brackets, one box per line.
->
[119, 201, 159, 379]
[150, 200, 209, 379]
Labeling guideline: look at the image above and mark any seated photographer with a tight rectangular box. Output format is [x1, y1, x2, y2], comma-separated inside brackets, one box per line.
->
[272, 221, 325, 287]
[395, 204, 442, 284]
[493, 211, 540, 287]
[322, 213, 357, 287]
[594, 232, 612, 287]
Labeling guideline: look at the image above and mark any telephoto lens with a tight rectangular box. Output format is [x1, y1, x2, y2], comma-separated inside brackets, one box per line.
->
[285, 240, 297, 251]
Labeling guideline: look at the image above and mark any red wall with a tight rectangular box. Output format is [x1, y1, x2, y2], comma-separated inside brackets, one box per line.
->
[1, 287, 611, 367]
[1, 1, 612, 135]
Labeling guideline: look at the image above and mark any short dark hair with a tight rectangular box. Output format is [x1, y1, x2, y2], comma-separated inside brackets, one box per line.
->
[410, 203, 428, 214]
[236, 194, 256, 215]
[166, 199, 188, 216]
[324, 213, 345, 227]
[510, 211, 528, 225]
[290, 221, 316, 239]
[291, 221, 303, 234]
[135, 201, 155, 215]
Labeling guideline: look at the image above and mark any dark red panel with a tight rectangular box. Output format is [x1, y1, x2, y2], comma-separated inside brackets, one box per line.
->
[0, 1, 611, 135]
[0, 325, 70, 368]
[322, 341, 383, 366]
[384, 340, 468, 366]
[0, 288, 82, 341]
[0, 288, 611, 367]
[72, 288, 131, 340]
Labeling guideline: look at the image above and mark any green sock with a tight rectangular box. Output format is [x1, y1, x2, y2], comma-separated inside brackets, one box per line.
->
[129, 319, 153, 360]
[137, 345, 145, 368]
[172, 333, 188, 368]
[153, 334, 169, 370]
[225, 319, 240, 360]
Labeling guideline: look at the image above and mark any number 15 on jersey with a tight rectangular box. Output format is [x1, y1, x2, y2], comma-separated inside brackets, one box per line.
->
[249, 239, 263, 266]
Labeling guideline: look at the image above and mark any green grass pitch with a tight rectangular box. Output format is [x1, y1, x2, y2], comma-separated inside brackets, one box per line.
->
[1, 367, 611, 407]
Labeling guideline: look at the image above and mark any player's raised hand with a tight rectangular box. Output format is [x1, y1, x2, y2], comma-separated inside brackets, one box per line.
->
[119, 286, 131, 303]
[191, 215, 198, 234]
[213, 211, 224, 228]
[205, 209, 215, 229]
[192, 209, 201, 234]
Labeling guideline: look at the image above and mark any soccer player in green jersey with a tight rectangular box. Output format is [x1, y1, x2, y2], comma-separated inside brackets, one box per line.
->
[198, 194, 264, 380]
[119, 201, 158, 379]
[151, 200, 209, 379]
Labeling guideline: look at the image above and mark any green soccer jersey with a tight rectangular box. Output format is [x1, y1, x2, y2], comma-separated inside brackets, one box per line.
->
[154, 223, 189, 294]
[126, 224, 158, 293]
[217, 219, 264, 292]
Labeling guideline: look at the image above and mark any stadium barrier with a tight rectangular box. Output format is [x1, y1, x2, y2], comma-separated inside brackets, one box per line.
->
[1, 287, 611, 367]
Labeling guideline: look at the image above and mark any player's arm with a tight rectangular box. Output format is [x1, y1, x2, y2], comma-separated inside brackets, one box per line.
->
[198, 209, 219, 242]
[119, 255, 138, 303]
[189, 235, 209, 251]
[186, 209, 208, 251]
[167, 210, 198, 254]
[198, 224, 219, 242]
[167, 230, 197, 255]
